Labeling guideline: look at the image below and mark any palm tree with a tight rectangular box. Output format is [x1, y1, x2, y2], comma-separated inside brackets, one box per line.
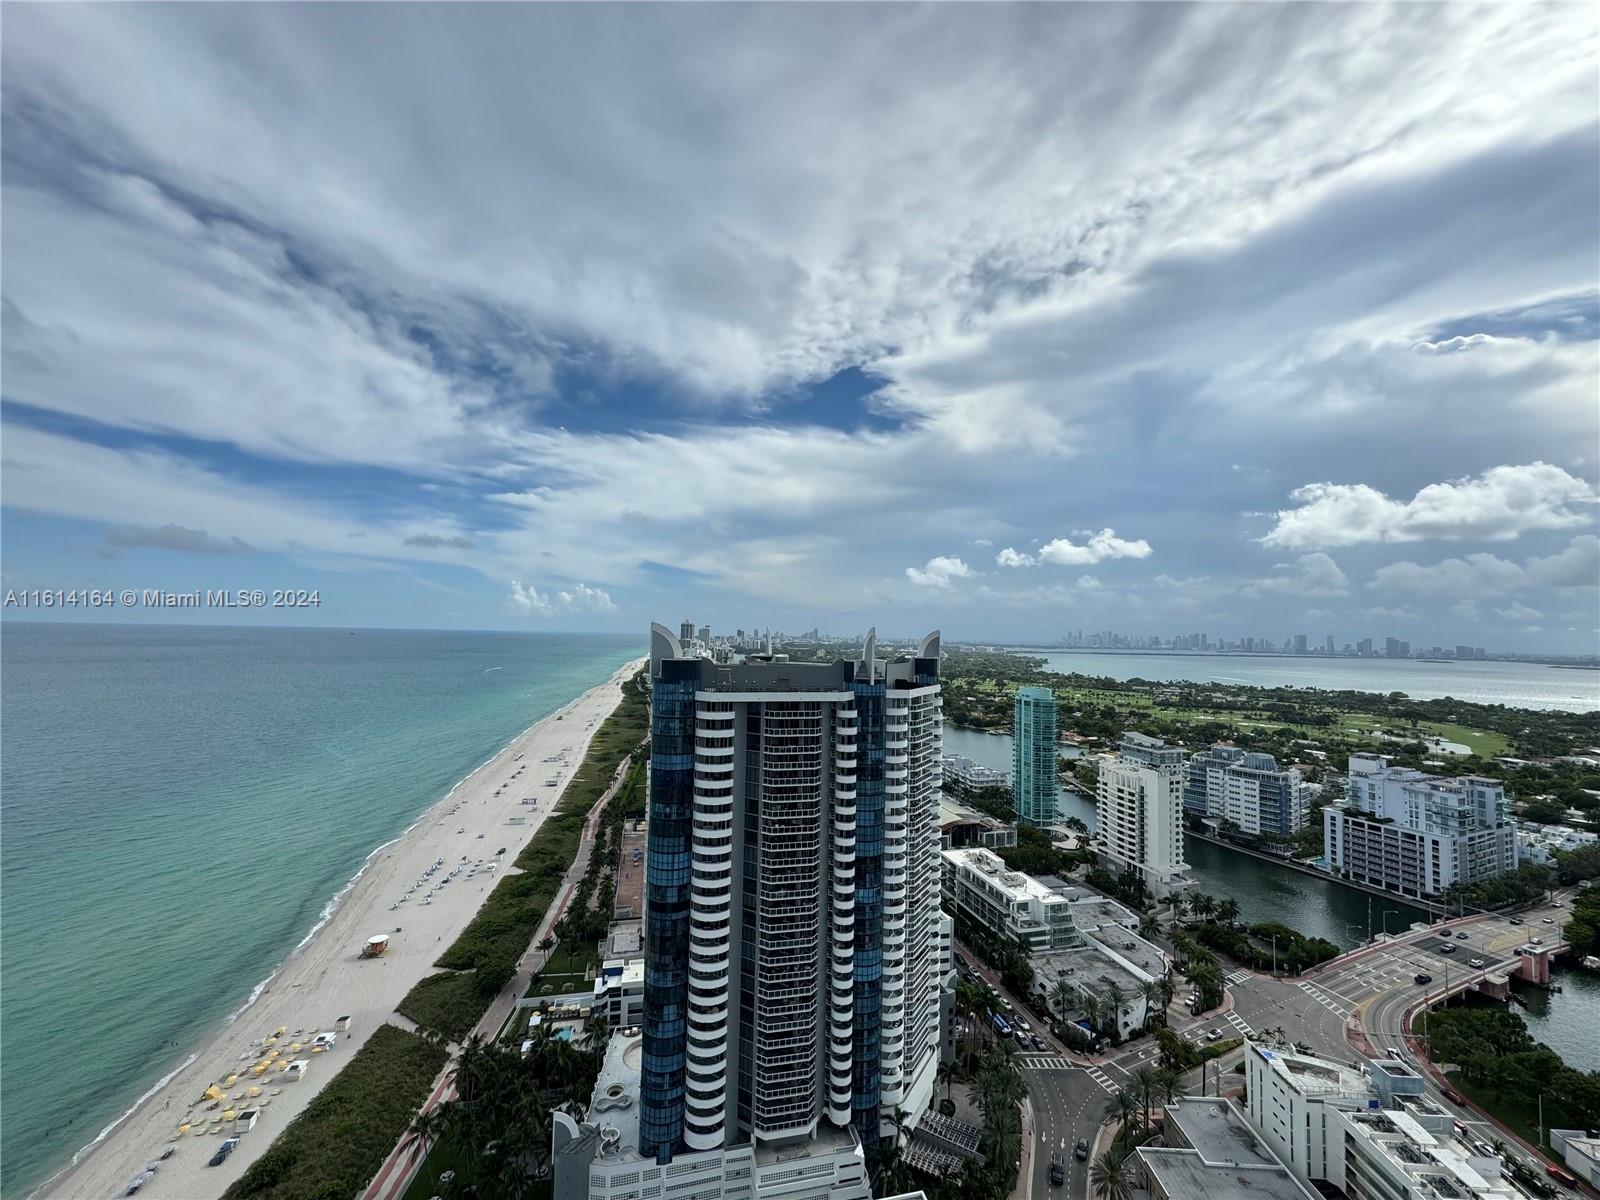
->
[1154, 1065, 1184, 1105]
[1138, 979, 1165, 1030]
[1090, 1150, 1133, 1200]
[1216, 897, 1241, 925]
[1104, 983, 1126, 1037]
[1051, 977, 1075, 1024]
[1130, 1065, 1159, 1129]
[1102, 1089, 1137, 1133]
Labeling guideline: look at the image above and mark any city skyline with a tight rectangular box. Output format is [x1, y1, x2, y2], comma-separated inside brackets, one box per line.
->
[1, 5, 1596, 651]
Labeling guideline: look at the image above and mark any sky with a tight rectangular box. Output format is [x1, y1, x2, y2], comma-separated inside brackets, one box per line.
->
[2, 4, 1598, 651]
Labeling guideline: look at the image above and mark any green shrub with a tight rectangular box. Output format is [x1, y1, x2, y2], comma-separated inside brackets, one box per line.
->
[223, 1023, 447, 1200]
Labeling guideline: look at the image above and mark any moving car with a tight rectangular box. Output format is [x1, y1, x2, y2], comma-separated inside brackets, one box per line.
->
[1442, 1087, 1466, 1105]
[1049, 1152, 1065, 1186]
[1439, 943, 1457, 954]
[1075, 1139, 1090, 1161]
[1455, 932, 1468, 940]
[1206, 1028, 1223, 1042]
[1469, 957, 1486, 968]
[1543, 917, 1556, 924]
[1414, 973, 1433, 985]
[1508, 916, 1524, 925]
[1386, 1047, 1403, 1059]
[1531, 936, 1544, 945]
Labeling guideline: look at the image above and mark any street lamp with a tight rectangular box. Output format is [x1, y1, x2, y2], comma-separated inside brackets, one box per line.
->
[1381, 909, 1400, 938]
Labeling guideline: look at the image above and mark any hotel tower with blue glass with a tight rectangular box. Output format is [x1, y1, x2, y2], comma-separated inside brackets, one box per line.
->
[641, 624, 946, 1165]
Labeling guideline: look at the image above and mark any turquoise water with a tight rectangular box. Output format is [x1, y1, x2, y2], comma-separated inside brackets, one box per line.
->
[0, 624, 640, 1198]
[1027, 651, 1599, 712]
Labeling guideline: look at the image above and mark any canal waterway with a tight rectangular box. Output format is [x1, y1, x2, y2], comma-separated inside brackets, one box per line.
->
[1513, 967, 1600, 1072]
[944, 723, 1432, 949]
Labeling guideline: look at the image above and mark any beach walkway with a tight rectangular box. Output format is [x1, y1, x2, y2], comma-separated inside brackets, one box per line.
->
[360, 751, 636, 1200]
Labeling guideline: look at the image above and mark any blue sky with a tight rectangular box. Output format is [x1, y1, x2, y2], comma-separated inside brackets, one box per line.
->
[2, 4, 1597, 649]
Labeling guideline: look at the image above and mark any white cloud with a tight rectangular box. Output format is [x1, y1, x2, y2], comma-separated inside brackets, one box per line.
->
[996, 528, 1151, 568]
[1368, 552, 1526, 595]
[508, 580, 617, 616]
[905, 555, 974, 589]
[1242, 553, 1351, 597]
[1525, 534, 1599, 588]
[1495, 602, 1543, 621]
[1262, 463, 1598, 550]
[1451, 600, 1481, 621]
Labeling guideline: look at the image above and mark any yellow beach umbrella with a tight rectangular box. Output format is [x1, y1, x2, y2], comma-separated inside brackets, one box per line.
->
[176, 1123, 191, 1134]
[248, 1086, 261, 1098]
[203, 1085, 225, 1102]
[222, 1110, 235, 1121]
[224, 1074, 239, 1087]
[276, 1026, 287, 1035]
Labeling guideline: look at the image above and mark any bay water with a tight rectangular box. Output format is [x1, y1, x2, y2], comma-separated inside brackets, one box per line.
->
[0, 623, 639, 1197]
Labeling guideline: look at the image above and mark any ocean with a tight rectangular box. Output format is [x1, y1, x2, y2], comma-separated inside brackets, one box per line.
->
[1028, 651, 1600, 712]
[0, 623, 640, 1198]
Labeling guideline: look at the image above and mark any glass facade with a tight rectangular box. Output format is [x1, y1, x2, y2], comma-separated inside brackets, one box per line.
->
[848, 681, 886, 1142]
[1012, 686, 1058, 826]
[641, 662, 697, 1160]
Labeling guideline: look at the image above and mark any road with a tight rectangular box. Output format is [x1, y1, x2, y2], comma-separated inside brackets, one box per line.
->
[965, 890, 1583, 1199]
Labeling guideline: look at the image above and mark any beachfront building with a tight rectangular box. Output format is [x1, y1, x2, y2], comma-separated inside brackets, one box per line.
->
[1184, 744, 1311, 837]
[1243, 1042, 1517, 1199]
[1323, 755, 1518, 899]
[1095, 732, 1190, 899]
[1012, 686, 1058, 826]
[553, 1032, 871, 1200]
[640, 623, 947, 1165]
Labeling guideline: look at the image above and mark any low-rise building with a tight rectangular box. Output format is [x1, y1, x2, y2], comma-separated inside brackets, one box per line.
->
[1551, 1129, 1600, 1188]
[1185, 744, 1312, 836]
[1031, 926, 1168, 1041]
[938, 796, 1017, 850]
[942, 847, 1078, 951]
[1244, 1041, 1517, 1198]
[1324, 754, 1518, 899]
[553, 1033, 872, 1200]
[941, 753, 1009, 796]
[1516, 820, 1598, 864]
[1136, 1097, 1317, 1200]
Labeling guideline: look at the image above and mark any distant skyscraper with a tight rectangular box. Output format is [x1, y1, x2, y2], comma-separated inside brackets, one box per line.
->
[681, 618, 696, 644]
[1293, 634, 1308, 654]
[1325, 635, 1335, 655]
[642, 624, 946, 1162]
[1012, 686, 1059, 827]
[1096, 733, 1189, 898]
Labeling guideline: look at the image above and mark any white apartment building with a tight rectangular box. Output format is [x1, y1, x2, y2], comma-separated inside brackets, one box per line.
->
[1245, 1042, 1517, 1199]
[1516, 820, 1597, 865]
[1184, 744, 1312, 837]
[941, 847, 1078, 950]
[1324, 755, 1518, 899]
[1095, 732, 1190, 899]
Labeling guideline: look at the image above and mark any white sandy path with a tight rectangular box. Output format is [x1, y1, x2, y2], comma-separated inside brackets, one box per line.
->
[36, 657, 646, 1200]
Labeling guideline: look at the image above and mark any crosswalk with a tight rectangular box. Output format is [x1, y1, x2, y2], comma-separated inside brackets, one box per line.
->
[1224, 969, 1252, 985]
[1016, 1055, 1073, 1071]
[1298, 981, 1351, 1018]
[1082, 1064, 1119, 1094]
[1224, 1011, 1255, 1038]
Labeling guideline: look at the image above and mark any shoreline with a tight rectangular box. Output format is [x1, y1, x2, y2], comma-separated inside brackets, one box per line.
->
[33, 655, 646, 1200]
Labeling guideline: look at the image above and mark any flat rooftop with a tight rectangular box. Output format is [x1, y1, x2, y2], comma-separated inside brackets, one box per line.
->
[1166, 1097, 1280, 1168]
[943, 848, 1063, 905]
[1138, 1148, 1316, 1200]
[1253, 1043, 1369, 1097]
[583, 1031, 645, 1162]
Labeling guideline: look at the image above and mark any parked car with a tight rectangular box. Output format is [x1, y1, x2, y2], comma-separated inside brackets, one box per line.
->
[1439, 943, 1457, 954]
[1414, 973, 1433, 985]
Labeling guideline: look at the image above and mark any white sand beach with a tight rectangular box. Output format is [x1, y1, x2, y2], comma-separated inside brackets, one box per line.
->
[35, 656, 646, 1200]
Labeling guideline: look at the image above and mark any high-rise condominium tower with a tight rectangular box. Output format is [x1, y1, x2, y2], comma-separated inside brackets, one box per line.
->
[1095, 732, 1190, 899]
[1012, 686, 1059, 826]
[642, 624, 946, 1163]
